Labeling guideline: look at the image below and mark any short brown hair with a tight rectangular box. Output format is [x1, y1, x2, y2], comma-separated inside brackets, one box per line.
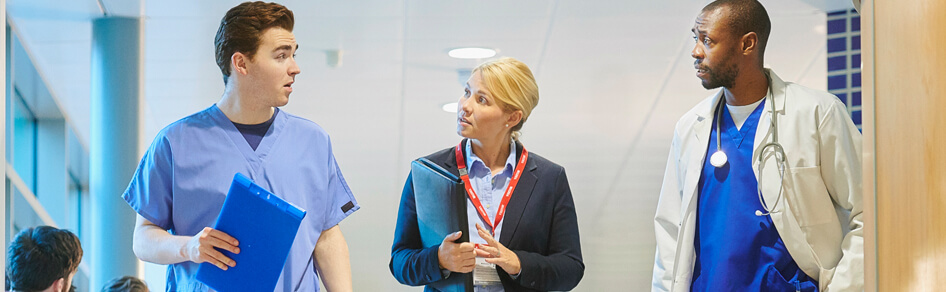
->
[214, 1, 294, 84]
[7, 226, 83, 291]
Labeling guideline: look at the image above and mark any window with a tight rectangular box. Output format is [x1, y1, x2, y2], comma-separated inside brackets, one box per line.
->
[11, 89, 37, 193]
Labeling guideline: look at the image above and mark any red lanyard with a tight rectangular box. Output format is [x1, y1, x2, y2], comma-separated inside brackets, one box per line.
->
[455, 140, 528, 234]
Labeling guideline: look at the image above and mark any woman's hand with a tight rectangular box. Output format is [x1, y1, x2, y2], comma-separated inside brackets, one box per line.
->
[474, 223, 521, 275]
[438, 231, 476, 273]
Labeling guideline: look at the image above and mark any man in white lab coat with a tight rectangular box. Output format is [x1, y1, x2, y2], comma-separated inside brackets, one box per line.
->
[652, 0, 863, 291]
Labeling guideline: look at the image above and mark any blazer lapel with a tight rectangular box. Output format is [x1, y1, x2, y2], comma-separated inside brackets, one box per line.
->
[441, 138, 465, 178]
[499, 141, 537, 246]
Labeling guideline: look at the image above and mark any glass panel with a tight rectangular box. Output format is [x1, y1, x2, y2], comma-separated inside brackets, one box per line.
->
[68, 173, 82, 234]
[12, 91, 37, 193]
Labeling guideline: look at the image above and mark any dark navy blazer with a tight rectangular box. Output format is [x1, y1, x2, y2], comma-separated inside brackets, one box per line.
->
[390, 142, 584, 291]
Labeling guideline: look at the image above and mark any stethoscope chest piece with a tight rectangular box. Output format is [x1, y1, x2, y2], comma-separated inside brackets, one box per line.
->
[710, 150, 728, 168]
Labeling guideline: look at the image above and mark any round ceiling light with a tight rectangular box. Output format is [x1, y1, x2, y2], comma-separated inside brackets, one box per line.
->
[442, 102, 458, 113]
[448, 47, 497, 59]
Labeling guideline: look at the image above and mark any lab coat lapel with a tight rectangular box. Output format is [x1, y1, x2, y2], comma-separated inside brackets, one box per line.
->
[752, 69, 787, 209]
[680, 91, 723, 215]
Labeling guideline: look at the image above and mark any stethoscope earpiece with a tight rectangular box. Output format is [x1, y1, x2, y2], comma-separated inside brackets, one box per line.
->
[755, 210, 764, 216]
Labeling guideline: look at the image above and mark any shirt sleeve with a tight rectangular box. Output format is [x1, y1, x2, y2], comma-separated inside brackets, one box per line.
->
[318, 139, 359, 232]
[122, 134, 175, 230]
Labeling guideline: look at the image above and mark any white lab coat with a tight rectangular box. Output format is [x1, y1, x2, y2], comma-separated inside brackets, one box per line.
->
[652, 69, 863, 292]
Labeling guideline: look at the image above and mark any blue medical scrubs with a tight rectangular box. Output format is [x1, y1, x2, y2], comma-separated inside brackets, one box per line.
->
[123, 105, 360, 292]
[690, 100, 817, 291]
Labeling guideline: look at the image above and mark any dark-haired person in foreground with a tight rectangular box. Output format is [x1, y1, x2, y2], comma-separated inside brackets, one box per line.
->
[123, 2, 359, 291]
[6, 226, 83, 292]
[652, 0, 863, 291]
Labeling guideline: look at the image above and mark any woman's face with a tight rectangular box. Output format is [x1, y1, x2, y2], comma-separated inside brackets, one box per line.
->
[457, 71, 515, 142]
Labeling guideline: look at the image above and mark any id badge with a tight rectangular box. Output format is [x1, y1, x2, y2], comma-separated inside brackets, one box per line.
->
[472, 257, 501, 285]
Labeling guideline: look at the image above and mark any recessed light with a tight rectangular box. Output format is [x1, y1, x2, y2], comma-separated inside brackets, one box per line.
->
[442, 102, 458, 113]
[448, 47, 496, 59]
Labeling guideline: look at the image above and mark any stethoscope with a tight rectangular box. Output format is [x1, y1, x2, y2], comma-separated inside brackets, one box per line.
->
[708, 73, 787, 217]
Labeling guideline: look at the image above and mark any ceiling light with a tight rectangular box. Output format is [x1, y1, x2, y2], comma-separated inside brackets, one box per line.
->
[448, 47, 496, 59]
[442, 102, 458, 113]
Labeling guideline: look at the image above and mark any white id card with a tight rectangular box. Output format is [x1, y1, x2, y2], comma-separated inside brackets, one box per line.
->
[472, 257, 501, 285]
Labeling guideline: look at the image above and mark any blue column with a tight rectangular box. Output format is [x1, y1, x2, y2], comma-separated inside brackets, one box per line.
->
[90, 16, 141, 289]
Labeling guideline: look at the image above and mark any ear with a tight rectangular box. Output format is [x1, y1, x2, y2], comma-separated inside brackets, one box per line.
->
[49, 277, 65, 292]
[505, 110, 523, 129]
[741, 32, 759, 56]
[231, 52, 249, 76]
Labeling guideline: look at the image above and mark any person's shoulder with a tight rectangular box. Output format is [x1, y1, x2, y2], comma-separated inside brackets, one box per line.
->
[781, 82, 849, 124]
[783, 81, 844, 108]
[153, 106, 217, 140]
[421, 146, 455, 163]
[671, 91, 719, 133]
[527, 151, 563, 172]
[280, 109, 330, 137]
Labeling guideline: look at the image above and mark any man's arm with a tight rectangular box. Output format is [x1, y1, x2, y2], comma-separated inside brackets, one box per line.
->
[819, 101, 865, 291]
[132, 214, 240, 270]
[314, 224, 353, 292]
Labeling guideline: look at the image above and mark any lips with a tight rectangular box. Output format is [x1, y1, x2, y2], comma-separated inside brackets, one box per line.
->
[458, 117, 472, 126]
[695, 64, 708, 78]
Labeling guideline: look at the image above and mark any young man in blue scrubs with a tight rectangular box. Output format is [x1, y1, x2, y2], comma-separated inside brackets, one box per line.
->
[653, 0, 863, 291]
[123, 2, 359, 291]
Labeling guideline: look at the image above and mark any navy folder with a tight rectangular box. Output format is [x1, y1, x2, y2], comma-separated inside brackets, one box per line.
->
[195, 173, 306, 292]
[410, 158, 473, 292]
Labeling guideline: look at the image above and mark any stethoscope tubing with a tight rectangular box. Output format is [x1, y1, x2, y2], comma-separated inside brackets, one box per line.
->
[711, 73, 787, 216]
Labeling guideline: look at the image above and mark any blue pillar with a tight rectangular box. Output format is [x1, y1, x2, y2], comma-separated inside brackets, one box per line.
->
[90, 16, 141, 289]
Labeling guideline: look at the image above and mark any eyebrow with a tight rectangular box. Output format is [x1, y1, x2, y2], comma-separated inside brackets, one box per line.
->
[463, 83, 490, 97]
[273, 44, 299, 53]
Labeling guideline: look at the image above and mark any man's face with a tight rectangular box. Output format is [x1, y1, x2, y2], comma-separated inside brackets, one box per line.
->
[244, 27, 301, 108]
[691, 7, 740, 89]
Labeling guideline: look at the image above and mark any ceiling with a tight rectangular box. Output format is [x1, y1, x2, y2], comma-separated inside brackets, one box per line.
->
[8, 0, 852, 290]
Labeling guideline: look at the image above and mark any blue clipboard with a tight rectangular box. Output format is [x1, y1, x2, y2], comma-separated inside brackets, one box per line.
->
[195, 173, 306, 292]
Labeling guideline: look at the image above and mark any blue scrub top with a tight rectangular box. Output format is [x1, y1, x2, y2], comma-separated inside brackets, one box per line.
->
[123, 105, 360, 292]
[691, 100, 817, 292]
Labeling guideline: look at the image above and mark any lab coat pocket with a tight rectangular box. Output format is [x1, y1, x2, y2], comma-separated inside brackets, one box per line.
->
[786, 166, 835, 227]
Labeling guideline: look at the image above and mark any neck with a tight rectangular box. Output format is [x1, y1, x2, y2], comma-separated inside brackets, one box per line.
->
[217, 83, 274, 124]
[723, 68, 768, 106]
[470, 136, 513, 174]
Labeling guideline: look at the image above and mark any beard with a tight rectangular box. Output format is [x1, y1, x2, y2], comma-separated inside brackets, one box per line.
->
[697, 59, 739, 89]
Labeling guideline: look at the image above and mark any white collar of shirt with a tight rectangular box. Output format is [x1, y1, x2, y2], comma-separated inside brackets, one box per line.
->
[725, 92, 769, 131]
[465, 139, 517, 177]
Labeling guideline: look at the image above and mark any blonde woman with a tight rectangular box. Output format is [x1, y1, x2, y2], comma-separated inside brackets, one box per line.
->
[390, 57, 584, 291]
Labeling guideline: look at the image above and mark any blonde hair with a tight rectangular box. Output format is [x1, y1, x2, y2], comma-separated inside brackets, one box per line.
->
[473, 57, 539, 140]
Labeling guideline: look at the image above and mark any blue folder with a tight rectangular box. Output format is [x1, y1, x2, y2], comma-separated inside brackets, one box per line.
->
[410, 158, 473, 292]
[195, 173, 306, 292]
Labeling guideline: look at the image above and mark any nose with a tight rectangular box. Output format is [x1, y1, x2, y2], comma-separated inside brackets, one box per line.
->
[459, 96, 473, 116]
[691, 42, 704, 60]
[288, 57, 301, 76]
